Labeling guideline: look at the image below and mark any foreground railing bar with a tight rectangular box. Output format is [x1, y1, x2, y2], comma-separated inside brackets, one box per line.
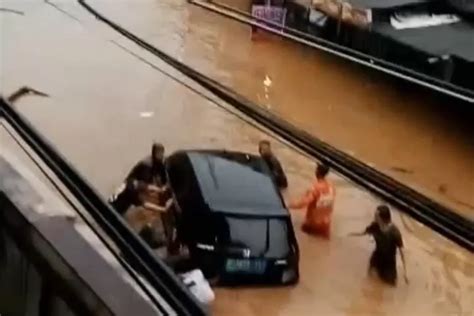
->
[0, 98, 207, 316]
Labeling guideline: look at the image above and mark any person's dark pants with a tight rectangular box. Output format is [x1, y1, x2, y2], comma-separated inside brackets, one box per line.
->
[164, 255, 197, 274]
[160, 211, 180, 254]
[369, 252, 397, 286]
[139, 225, 166, 249]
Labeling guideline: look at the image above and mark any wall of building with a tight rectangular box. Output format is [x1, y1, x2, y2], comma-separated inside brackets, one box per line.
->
[0, 225, 76, 316]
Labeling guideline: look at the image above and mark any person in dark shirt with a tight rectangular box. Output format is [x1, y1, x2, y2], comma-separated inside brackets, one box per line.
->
[259, 140, 288, 189]
[126, 142, 167, 188]
[350, 205, 408, 286]
[109, 142, 168, 215]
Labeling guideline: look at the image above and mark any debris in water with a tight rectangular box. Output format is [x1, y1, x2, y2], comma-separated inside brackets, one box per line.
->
[263, 75, 272, 88]
[7, 86, 49, 103]
[438, 184, 474, 209]
[139, 111, 154, 118]
[438, 184, 448, 194]
[390, 167, 414, 174]
[64, 215, 77, 223]
[0, 8, 24, 15]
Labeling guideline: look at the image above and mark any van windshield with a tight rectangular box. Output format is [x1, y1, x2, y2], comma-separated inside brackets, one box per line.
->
[222, 217, 291, 258]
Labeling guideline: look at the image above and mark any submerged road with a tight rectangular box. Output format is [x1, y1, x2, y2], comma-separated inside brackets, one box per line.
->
[1, 0, 473, 315]
[84, 0, 474, 218]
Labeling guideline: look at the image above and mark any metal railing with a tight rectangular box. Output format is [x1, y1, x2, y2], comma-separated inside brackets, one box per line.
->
[0, 98, 207, 316]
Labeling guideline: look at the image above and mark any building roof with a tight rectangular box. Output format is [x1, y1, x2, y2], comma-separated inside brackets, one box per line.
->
[346, 0, 430, 9]
[375, 19, 474, 62]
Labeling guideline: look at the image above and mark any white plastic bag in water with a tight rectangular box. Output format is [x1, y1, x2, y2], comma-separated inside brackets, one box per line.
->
[180, 269, 215, 305]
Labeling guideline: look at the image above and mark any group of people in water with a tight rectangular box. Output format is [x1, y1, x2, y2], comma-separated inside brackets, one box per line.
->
[109, 140, 408, 287]
[262, 140, 408, 286]
[109, 143, 179, 253]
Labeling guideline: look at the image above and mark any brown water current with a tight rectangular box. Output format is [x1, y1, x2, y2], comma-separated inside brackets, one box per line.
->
[1, 1, 473, 315]
[86, 0, 474, 218]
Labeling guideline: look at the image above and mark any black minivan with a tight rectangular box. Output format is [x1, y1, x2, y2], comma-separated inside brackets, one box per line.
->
[166, 150, 299, 285]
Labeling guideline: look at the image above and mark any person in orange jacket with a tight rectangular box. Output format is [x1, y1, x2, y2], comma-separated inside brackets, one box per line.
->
[288, 163, 335, 238]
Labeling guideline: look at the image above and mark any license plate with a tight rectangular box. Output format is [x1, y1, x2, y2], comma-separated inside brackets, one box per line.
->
[225, 259, 267, 274]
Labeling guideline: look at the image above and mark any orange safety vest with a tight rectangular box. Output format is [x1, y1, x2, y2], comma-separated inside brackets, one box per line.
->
[291, 179, 335, 238]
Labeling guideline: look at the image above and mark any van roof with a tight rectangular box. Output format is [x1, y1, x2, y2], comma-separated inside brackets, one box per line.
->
[183, 150, 288, 217]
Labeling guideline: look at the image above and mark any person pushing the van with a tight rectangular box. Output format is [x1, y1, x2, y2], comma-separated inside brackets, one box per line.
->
[109, 142, 168, 215]
[259, 140, 288, 190]
[288, 163, 335, 238]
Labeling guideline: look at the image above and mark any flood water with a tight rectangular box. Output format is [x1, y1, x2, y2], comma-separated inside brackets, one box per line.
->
[1, 0, 473, 315]
[86, 0, 474, 218]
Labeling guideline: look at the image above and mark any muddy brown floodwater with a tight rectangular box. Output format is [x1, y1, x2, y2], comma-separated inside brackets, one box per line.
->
[1, 0, 473, 315]
[85, 0, 474, 219]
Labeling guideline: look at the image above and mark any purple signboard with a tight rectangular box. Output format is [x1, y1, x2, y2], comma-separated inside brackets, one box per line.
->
[251, 5, 287, 26]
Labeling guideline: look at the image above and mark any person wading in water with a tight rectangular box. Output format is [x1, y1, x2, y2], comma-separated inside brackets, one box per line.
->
[258, 140, 288, 190]
[288, 163, 335, 238]
[349, 205, 408, 286]
[109, 142, 168, 215]
[109, 143, 171, 248]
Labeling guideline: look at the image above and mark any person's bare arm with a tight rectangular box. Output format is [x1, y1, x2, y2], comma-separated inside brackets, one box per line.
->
[143, 202, 167, 213]
[147, 184, 166, 193]
[288, 190, 314, 209]
[348, 222, 376, 237]
[164, 198, 174, 210]
[394, 227, 408, 284]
